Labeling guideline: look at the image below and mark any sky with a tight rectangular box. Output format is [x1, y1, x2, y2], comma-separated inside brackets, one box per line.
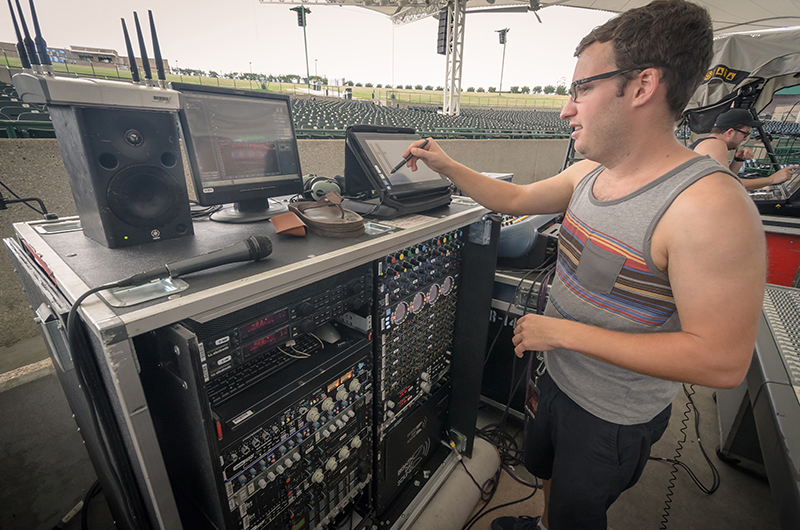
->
[1, 0, 616, 90]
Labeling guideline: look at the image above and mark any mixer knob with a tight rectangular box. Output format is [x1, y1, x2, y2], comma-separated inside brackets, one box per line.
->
[351, 436, 362, 449]
[421, 382, 432, 394]
[336, 420, 345, 428]
[420, 372, 430, 382]
[321, 397, 335, 411]
[267, 472, 276, 482]
[299, 302, 315, 316]
[338, 447, 351, 460]
[336, 388, 348, 401]
[306, 407, 320, 423]
[349, 379, 362, 392]
[293, 453, 301, 462]
[326, 457, 338, 471]
[285, 458, 293, 468]
[276, 465, 285, 474]
[386, 400, 395, 409]
[346, 410, 355, 419]
[312, 469, 325, 483]
[386, 411, 395, 419]
[329, 424, 338, 433]
[258, 479, 267, 490]
[323, 429, 331, 438]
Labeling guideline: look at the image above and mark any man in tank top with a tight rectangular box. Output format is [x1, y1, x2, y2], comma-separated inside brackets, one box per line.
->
[400, 2, 765, 529]
[690, 108, 797, 191]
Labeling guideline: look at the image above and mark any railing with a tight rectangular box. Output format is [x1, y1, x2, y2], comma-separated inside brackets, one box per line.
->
[1, 119, 54, 138]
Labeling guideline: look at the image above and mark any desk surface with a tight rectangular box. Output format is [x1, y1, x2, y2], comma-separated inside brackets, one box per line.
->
[13, 201, 488, 337]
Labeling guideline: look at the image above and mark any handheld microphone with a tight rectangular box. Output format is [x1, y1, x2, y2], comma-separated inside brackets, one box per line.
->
[117, 235, 273, 288]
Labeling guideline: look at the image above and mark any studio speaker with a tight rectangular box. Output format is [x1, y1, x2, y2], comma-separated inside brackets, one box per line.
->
[49, 105, 193, 248]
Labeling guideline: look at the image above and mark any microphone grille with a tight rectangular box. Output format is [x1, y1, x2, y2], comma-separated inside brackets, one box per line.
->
[247, 235, 273, 261]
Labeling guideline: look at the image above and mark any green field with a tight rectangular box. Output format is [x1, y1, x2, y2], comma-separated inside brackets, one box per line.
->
[1, 58, 568, 110]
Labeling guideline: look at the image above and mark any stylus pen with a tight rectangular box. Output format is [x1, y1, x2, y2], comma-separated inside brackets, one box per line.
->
[390, 139, 429, 174]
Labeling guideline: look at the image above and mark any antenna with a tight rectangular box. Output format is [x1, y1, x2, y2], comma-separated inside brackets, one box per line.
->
[121, 18, 140, 83]
[14, 0, 40, 69]
[148, 10, 166, 85]
[133, 12, 152, 82]
[6, 0, 31, 69]
[28, 0, 52, 74]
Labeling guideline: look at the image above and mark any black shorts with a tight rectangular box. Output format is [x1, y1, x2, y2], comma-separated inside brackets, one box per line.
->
[523, 371, 671, 530]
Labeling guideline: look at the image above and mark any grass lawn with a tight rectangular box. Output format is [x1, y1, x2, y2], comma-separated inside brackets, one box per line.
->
[2, 58, 566, 109]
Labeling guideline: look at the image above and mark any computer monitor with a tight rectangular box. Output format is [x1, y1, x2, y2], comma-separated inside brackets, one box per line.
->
[172, 83, 303, 223]
[347, 131, 451, 200]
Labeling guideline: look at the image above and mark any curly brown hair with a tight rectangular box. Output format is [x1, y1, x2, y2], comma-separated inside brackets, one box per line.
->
[575, 0, 713, 121]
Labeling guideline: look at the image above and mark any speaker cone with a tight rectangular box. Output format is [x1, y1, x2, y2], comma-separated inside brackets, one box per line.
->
[107, 164, 183, 228]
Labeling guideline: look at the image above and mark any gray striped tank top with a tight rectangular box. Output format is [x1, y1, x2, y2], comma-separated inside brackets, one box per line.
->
[544, 156, 736, 424]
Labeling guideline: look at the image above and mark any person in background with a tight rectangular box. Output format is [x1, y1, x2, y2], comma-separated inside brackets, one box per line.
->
[690, 108, 798, 190]
[400, 1, 765, 529]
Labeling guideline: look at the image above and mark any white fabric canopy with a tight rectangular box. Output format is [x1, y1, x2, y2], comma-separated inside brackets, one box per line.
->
[683, 27, 800, 131]
[260, 0, 800, 32]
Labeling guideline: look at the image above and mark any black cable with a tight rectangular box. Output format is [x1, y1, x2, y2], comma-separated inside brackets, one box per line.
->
[80, 480, 102, 530]
[0, 178, 47, 215]
[67, 282, 149, 530]
[650, 384, 720, 497]
[655, 384, 720, 529]
[462, 470, 540, 530]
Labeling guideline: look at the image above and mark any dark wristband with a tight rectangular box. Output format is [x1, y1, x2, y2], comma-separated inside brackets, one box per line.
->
[733, 156, 746, 162]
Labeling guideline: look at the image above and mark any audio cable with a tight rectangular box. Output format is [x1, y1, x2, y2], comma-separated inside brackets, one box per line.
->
[653, 384, 720, 529]
[66, 283, 150, 530]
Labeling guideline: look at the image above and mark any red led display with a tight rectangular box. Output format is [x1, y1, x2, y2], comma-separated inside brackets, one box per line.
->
[240, 309, 289, 340]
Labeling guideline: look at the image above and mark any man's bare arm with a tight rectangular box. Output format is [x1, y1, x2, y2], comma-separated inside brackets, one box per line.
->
[512, 173, 765, 388]
[403, 138, 596, 216]
[692, 137, 734, 170]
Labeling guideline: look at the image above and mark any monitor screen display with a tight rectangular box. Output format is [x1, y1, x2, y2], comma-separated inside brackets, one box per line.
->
[174, 83, 303, 210]
[351, 132, 450, 197]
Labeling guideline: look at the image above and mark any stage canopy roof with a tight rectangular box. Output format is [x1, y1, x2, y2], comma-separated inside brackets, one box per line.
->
[260, 0, 800, 31]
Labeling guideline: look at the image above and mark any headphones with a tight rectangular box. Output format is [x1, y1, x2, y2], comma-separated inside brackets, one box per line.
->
[302, 174, 342, 200]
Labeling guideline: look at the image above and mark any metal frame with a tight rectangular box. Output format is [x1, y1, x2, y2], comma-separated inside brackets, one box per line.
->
[10, 203, 489, 529]
[442, 0, 466, 116]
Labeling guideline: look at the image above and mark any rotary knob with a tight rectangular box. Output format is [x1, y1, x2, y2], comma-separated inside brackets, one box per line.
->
[386, 410, 395, 419]
[346, 410, 355, 419]
[276, 465, 285, 475]
[386, 400, 395, 409]
[336, 388, 348, 402]
[349, 379, 362, 392]
[267, 472, 276, 482]
[284, 458, 293, 468]
[321, 397, 335, 411]
[292, 453, 301, 462]
[351, 436, 362, 449]
[299, 301, 314, 316]
[421, 382, 432, 394]
[336, 420, 345, 428]
[322, 429, 331, 438]
[312, 469, 324, 483]
[257, 479, 267, 490]
[325, 457, 338, 471]
[329, 424, 338, 433]
[306, 407, 320, 423]
[420, 372, 431, 382]
[338, 447, 351, 460]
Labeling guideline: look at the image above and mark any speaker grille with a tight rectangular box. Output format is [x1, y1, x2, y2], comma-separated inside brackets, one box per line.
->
[107, 164, 183, 228]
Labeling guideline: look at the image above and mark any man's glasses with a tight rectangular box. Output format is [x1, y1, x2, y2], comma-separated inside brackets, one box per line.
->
[733, 128, 752, 139]
[569, 66, 648, 102]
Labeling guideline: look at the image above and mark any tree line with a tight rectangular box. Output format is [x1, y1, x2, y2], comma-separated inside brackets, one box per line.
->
[172, 68, 568, 95]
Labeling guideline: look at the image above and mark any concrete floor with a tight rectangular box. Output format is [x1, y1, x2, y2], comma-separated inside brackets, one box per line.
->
[0, 337, 782, 530]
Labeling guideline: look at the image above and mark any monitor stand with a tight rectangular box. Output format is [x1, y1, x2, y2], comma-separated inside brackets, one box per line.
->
[210, 198, 289, 223]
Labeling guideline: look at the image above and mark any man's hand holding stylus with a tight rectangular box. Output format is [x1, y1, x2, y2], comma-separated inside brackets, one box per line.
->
[402, 138, 456, 175]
